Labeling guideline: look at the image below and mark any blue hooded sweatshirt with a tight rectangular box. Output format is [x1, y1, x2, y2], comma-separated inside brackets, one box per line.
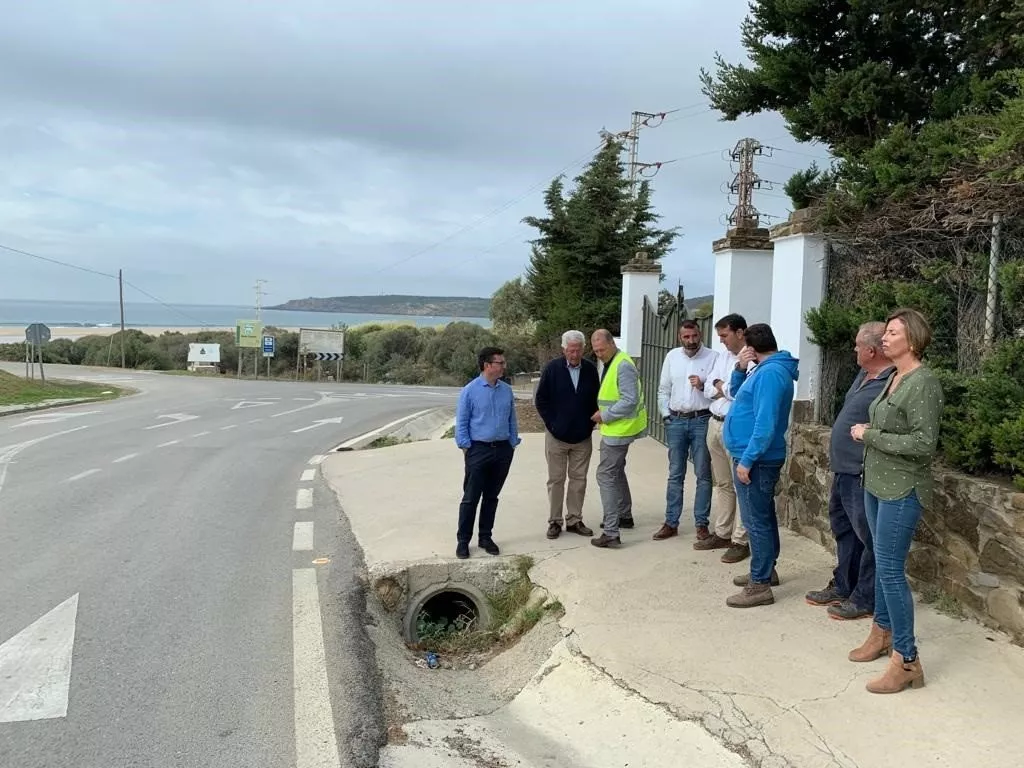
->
[723, 351, 800, 468]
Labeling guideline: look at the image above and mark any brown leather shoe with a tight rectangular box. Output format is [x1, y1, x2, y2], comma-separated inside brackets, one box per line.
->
[695, 525, 711, 541]
[693, 534, 731, 551]
[848, 623, 892, 662]
[733, 568, 780, 587]
[720, 543, 750, 563]
[866, 651, 925, 693]
[591, 534, 621, 549]
[546, 522, 561, 540]
[652, 524, 678, 540]
[726, 583, 775, 608]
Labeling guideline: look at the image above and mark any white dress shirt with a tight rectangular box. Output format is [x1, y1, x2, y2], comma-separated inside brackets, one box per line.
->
[657, 345, 718, 417]
[704, 350, 756, 417]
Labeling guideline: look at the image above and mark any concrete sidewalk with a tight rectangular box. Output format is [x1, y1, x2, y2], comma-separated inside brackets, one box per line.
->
[324, 433, 1024, 768]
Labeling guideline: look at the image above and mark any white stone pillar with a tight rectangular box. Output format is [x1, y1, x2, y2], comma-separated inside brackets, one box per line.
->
[618, 252, 661, 358]
[769, 218, 825, 402]
[711, 227, 774, 325]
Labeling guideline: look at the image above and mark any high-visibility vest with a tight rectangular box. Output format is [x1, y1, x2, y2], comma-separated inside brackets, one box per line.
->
[597, 351, 648, 438]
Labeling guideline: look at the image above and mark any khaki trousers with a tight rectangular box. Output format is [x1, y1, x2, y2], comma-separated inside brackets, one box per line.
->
[545, 431, 594, 526]
[707, 416, 747, 544]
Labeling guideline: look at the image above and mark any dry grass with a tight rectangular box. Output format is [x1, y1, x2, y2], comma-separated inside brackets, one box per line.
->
[0, 371, 121, 407]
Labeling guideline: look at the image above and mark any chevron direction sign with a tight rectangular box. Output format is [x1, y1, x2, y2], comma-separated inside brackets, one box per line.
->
[311, 352, 344, 361]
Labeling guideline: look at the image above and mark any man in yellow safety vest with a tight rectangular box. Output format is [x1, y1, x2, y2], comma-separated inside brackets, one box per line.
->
[589, 329, 648, 548]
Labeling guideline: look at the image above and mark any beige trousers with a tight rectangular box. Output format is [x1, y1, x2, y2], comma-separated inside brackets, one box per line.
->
[545, 431, 594, 526]
[706, 416, 747, 544]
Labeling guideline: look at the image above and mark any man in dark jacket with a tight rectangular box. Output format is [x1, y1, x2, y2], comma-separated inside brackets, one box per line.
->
[534, 329, 600, 539]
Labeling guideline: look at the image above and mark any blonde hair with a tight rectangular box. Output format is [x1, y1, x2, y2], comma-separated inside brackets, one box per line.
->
[886, 308, 932, 358]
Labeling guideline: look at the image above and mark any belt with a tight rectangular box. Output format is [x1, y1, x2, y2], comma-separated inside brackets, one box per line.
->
[669, 409, 711, 419]
[711, 414, 725, 422]
[471, 439, 510, 447]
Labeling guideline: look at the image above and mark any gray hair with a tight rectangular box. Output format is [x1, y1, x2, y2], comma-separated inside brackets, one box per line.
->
[858, 321, 885, 350]
[561, 330, 585, 349]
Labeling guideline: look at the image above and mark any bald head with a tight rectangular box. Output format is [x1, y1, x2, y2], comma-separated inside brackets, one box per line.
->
[591, 329, 617, 363]
[855, 321, 888, 373]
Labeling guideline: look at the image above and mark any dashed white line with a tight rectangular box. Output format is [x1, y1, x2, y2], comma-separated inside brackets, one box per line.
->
[295, 488, 313, 510]
[300, 469, 315, 482]
[192, 431, 211, 438]
[220, 425, 238, 431]
[157, 440, 180, 448]
[248, 419, 264, 424]
[66, 469, 101, 482]
[292, 568, 341, 768]
[292, 522, 314, 551]
[112, 453, 139, 464]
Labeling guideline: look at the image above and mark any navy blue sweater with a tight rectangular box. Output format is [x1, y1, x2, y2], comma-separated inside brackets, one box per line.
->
[534, 357, 600, 444]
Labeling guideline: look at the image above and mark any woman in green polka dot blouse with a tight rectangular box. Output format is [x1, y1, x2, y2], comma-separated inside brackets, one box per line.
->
[848, 307, 944, 694]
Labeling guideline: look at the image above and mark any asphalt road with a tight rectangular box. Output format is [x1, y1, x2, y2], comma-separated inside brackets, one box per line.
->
[0, 364, 458, 768]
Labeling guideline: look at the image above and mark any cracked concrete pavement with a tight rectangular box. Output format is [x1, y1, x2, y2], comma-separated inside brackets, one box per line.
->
[324, 432, 1024, 767]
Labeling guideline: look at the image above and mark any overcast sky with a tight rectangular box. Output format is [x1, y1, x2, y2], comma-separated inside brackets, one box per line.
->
[0, 0, 827, 308]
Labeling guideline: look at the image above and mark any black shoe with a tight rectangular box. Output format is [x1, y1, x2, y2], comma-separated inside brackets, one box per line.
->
[546, 523, 562, 540]
[618, 517, 635, 529]
[806, 579, 844, 607]
[591, 534, 621, 549]
[827, 600, 873, 621]
[456, 542, 470, 559]
[479, 539, 500, 556]
[566, 521, 594, 537]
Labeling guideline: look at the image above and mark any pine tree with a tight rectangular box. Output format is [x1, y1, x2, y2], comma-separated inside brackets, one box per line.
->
[522, 141, 678, 342]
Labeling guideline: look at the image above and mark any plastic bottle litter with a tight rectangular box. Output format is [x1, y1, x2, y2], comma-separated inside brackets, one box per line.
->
[426, 652, 439, 669]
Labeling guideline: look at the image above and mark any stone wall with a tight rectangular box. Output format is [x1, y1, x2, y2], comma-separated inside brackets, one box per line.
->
[778, 423, 1024, 645]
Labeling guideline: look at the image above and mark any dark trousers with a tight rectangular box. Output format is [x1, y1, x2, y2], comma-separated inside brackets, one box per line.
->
[457, 440, 514, 544]
[829, 473, 876, 611]
[733, 459, 784, 584]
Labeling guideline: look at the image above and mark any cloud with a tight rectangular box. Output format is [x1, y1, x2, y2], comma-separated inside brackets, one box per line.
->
[0, 0, 827, 307]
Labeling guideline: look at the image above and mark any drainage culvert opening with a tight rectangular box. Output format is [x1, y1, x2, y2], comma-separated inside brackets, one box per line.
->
[414, 590, 481, 646]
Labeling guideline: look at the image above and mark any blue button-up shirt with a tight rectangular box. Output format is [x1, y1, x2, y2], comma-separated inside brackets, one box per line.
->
[455, 375, 521, 449]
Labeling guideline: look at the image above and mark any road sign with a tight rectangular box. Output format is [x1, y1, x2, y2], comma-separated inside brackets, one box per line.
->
[25, 323, 51, 345]
[235, 319, 262, 349]
[262, 335, 276, 358]
[187, 343, 221, 363]
[311, 352, 344, 361]
[299, 328, 345, 356]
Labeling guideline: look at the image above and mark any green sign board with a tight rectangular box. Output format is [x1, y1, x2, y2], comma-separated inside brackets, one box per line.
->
[235, 319, 262, 348]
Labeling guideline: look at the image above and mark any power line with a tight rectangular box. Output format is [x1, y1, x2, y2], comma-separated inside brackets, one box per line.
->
[122, 279, 213, 327]
[0, 242, 118, 280]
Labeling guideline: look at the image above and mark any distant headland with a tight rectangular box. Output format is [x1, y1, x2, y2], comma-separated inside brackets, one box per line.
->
[266, 294, 490, 318]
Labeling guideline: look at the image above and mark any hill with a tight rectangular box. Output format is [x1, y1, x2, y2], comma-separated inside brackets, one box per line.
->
[266, 294, 491, 318]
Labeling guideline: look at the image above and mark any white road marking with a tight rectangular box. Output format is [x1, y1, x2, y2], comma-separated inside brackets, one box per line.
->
[293, 398, 316, 402]
[248, 418, 264, 424]
[292, 569, 341, 768]
[291, 416, 344, 434]
[0, 594, 79, 723]
[231, 400, 274, 410]
[145, 413, 199, 430]
[220, 425, 238, 431]
[13, 410, 100, 428]
[334, 409, 435, 450]
[157, 440, 180, 448]
[0, 426, 90, 499]
[300, 469, 316, 482]
[296, 488, 313, 510]
[292, 522, 314, 551]
[66, 469, 101, 482]
[271, 396, 330, 419]
[192, 431, 211, 437]
[112, 453, 139, 464]
[308, 455, 326, 465]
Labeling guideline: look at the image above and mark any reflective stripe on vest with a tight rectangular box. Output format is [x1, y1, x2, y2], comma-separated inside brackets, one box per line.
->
[597, 351, 648, 438]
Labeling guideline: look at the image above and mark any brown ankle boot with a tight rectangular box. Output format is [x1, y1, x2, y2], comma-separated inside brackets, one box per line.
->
[848, 622, 892, 662]
[866, 651, 925, 694]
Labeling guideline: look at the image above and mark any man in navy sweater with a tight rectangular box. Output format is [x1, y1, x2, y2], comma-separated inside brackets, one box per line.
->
[534, 330, 600, 539]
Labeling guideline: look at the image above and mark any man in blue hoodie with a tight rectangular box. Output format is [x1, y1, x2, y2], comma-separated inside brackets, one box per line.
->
[722, 323, 799, 608]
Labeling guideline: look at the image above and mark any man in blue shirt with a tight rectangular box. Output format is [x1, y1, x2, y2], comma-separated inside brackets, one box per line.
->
[454, 346, 521, 559]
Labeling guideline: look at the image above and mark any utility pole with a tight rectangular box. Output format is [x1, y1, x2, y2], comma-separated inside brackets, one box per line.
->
[727, 138, 767, 228]
[601, 110, 673, 199]
[254, 279, 267, 378]
[118, 269, 126, 368]
[985, 213, 1002, 347]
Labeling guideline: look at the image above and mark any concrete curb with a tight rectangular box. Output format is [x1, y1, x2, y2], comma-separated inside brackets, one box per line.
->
[0, 396, 104, 419]
[334, 406, 456, 451]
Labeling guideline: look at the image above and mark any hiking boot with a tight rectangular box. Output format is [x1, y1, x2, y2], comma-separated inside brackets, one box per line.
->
[866, 651, 925, 694]
[726, 582, 775, 608]
[478, 538, 500, 556]
[828, 600, 873, 621]
[733, 568, 780, 587]
[456, 542, 470, 560]
[695, 525, 711, 541]
[566, 521, 593, 536]
[652, 524, 678, 541]
[546, 523, 562, 540]
[619, 517, 635, 529]
[591, 534, 621, 549]
[721, 543, 750, 564]
[849, 623, 892, 662]
[805, 579, 844, 606]
[694, 534, 731, 551]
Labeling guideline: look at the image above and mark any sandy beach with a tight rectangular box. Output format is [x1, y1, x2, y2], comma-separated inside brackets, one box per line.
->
[0, 325, 280, 342]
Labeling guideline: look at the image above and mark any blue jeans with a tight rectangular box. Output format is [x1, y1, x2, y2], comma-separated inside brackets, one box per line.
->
[664, 414, 712, 528]
[829, 473, 875, 611]
[864, 489, 922, 660]
[733, 459, 783, 584]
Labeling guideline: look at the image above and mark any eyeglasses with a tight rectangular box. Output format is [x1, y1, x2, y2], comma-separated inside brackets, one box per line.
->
[487, 359, 507, 366]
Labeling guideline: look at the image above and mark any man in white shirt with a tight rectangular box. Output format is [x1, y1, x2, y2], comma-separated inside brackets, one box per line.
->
[702, 313, 751, 563]
[654, 319, 718, 544]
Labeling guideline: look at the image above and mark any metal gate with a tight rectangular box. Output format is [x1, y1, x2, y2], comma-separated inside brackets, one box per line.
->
[638, 292, 713, 445]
